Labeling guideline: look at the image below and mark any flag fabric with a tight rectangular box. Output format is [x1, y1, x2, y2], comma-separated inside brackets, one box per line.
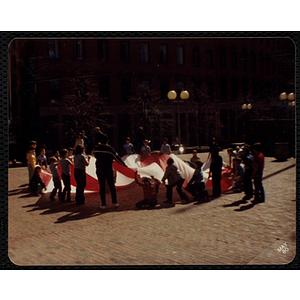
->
[40, 154, 234, 193]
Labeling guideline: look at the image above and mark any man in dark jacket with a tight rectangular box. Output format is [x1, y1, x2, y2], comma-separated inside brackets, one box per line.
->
[93, 135, 127, 209]
[209, 148, 223, 198]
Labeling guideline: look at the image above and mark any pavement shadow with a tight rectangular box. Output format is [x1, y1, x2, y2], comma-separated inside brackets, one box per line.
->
[22, 192, 103, 223]
[223, 199, 249, 207]
[9, 184, 31, 196]
[234, 202, 256, 211]
[8, 188, 31, 196]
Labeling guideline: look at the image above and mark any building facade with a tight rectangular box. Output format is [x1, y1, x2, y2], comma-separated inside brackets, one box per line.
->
[9, 37, 295, 160]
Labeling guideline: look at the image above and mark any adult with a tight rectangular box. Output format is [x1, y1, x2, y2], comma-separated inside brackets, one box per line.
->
[73, 145, 90, 205]
[209, 147, 223, 198]
[80, 130, 90, 154]
[94, 126, 107, 147]
[161, 158, 189, 204]
[93, 135, 127, 209]
[207, 137, 219, 159]
[241, 144, 253, 200]
[251, 143, 265, 204]
[134, 126, 145, 153]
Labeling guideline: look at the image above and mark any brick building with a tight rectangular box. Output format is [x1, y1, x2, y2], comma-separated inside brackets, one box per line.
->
[9, 37, 295, 161]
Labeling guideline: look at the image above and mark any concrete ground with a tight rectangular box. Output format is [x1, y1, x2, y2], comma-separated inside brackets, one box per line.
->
[8, 150, 296, 266]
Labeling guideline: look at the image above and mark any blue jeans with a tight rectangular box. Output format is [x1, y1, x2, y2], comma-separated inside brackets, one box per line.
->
[254, 169, 265, 201]
[74, 169, 86, 204]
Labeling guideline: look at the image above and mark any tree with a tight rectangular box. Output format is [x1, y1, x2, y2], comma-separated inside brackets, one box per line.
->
[50, 76, 111, 148]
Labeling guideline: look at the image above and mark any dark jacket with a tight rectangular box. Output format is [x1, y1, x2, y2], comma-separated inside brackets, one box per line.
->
[210, 154, 223, 175]
[94, 144, 126, 171]
[29, 173, 45, 192]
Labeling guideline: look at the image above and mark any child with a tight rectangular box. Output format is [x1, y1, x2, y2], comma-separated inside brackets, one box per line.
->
[160, 138, 171, 155]
[49, 156, 62, 201]
[74, 133, 84, 151]
[29, 165, 46, 196]
[161, 158, 189, 204]
[68, 147, 74, 159]
[29, 140, 37, 157]
[186, 160, 209, 201]
[231, 157, 244, 191]
[59, 148, 74, 202]
[26, 146, 36, 187]
[227, 148, 237, 169]
[74, 145, 91, 205]
[37, 148, 48, 168]
[123, 137, 135, 155]
[134, 171, 160, 209]
[54, 150, 60, 161]
[140, 139, 151, 156]
[185, 150, 200, 168]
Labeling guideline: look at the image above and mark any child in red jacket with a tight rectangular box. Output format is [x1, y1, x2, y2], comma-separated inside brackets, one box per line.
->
[134, 171, 160, 209]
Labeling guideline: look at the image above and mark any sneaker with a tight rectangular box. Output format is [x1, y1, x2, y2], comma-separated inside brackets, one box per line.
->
[50, 197, 55, 201]
[100, 205, 106, 209]
[113, 203, 120, 208]
[66, 199, 74, 202]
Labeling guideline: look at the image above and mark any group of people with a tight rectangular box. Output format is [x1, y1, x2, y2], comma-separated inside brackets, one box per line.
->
[225, 142, 265, 204]
[26, 129, 265, 210]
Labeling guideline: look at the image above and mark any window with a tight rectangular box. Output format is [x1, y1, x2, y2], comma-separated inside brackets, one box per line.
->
[177, 81, 185, 95]
[49, 40, 60, 59]
[141, 42, 150, 63]
[242, 77, 248, 98]
[99, 78, 110, 101]
[250, 51, 256, 71]
[120, 41, 130, 62]
[193, 78, 201, 102]
[192, 46, 200, 67]
[206, 49, 213, 69]
[219, 75, 228, 101]
[75, 40, 85, 60]
[121, 78, 131, 102]
[176, 46, 184, 65]
[231, 76, 238, 100]
[259, 52, 264, 73]
[219, 47, 227, 68]
[241, 48, 247, 70]
[160, 80, 169, 100]
[230, 46, 238, 69]
[98, 40, 109, 61]
[159, 44, 168, 65]
[49, 79, 61, 103]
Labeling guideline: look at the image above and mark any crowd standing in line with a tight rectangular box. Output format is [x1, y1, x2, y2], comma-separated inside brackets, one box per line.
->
[25, 128, 266, 209]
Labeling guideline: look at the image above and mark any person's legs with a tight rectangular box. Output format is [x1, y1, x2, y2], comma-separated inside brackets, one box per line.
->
[65, 175, 71, 201]
[243, 169, 253, 198]
[74, 169, 85, 204]
[106, 170, 117, 204]
[212, 174, 221, 197]
[175, 178, 186, 200]
[97, 171, 107, 206]
[61, 173, 67, 200]
[258, 170, 265, 201]
[165, 185, 173, 202]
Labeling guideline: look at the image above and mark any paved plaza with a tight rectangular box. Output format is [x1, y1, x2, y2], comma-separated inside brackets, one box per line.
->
[7, 150, 296, 266]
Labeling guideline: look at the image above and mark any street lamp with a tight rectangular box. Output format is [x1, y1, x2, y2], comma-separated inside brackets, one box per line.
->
[241, 103, 252, 110]
[279, 92, 295, 107]
[167, 90, 189, 153]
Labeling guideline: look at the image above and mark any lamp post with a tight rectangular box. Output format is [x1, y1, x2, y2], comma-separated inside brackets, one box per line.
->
[167, 90, 189, 152]
[279, 92, 295, 106]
